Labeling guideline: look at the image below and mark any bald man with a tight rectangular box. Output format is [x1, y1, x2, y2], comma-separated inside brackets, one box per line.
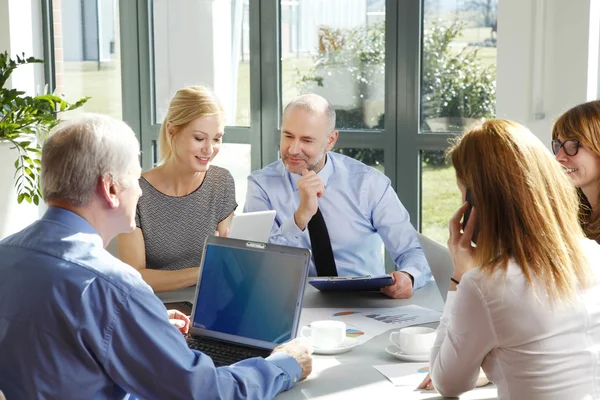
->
[244, 94, 431, 299]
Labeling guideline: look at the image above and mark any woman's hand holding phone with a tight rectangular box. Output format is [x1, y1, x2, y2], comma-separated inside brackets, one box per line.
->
[448, 201, 478, 283]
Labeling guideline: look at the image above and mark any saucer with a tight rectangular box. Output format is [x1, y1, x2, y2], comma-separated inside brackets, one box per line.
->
[385, 345, 430, 362]
[312, 337, 360, 355]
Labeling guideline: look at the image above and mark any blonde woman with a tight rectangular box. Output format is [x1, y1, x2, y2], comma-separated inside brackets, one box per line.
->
[118, 86, 236, 296]
[552, 100, 600, 243]
[419, 120, 600, 399]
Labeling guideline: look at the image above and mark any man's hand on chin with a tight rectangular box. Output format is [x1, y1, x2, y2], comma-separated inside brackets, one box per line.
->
[380, 271, 413, 299]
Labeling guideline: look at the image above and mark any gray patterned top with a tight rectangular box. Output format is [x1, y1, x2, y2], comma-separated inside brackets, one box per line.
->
[135, 166, 237, 271]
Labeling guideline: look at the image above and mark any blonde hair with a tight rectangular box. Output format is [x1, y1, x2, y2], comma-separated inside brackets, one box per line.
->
[449, 119, 590, 303]
[158, 86, 224, 164]
[552, 100, 600, 243]
[42, 114, 139, 206]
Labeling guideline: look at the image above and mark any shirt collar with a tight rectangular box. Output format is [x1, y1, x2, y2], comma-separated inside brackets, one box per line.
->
[42, 206, 101, 237]
[288, 153, 334, 191]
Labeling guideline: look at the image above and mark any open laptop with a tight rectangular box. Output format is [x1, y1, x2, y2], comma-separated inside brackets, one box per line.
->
[228, 210, 276, 242]
[417, 233, 453, 302]
[186, 236, 311, 366]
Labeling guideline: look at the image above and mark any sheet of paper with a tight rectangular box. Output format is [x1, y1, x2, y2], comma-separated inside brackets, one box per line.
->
[373, 363, 430, 386]
[300, 305, 442, 344]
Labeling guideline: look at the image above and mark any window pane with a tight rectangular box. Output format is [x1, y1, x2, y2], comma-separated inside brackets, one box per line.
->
[211, 143, 251, 210]
[420, 0, 498, 133]
[421, 150, 461, 245]
[53, 0, 122, 118]
[281, 0, 386, 129]
[334, 148, 384, 172]
[152, 0, 250, 126]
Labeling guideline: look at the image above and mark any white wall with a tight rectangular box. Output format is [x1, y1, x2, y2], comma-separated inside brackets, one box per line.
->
[496, 0, 600, 145]
[0, 0, 45, 239]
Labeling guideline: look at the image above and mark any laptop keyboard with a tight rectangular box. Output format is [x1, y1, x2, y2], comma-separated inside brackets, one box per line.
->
[187, 337, 267, 367]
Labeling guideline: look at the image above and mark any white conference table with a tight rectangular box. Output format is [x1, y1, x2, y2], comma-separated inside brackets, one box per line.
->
[157, 281, 498, 399]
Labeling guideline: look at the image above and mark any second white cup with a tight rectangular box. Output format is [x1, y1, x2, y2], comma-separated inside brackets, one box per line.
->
[301, 320, 346, 349]
[389, 326, 436, 355]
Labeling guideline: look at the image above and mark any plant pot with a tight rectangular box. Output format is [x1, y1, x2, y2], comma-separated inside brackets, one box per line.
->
[0, 141, 40, 239]
[307, 64, 360, 110]
[360, 63, 385, 128]
[423, 117, 485, 133]
[362, 63, 385, 101]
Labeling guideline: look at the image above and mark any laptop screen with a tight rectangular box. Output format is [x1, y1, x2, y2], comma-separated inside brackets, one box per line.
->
[191, 239, 309, 349]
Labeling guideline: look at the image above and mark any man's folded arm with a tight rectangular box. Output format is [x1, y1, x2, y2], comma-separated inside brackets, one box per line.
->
[244, 176, 307, 246]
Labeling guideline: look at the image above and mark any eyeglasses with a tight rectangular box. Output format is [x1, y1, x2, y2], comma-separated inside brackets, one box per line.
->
[551, 139, 580, 156]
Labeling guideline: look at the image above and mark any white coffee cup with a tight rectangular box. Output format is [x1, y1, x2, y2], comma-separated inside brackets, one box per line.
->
[300, 320, 346, 349]
[389, 326, 436, 355]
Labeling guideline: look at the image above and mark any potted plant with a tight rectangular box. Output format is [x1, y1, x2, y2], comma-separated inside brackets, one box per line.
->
[0, 51, 88, 205]
[296, 26, 361, 110]
[295, 22, 385, 126]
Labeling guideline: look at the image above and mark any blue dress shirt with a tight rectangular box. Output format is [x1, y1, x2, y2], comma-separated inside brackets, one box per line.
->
[244, 152, 432, 289]
[0, 207, 301, 400]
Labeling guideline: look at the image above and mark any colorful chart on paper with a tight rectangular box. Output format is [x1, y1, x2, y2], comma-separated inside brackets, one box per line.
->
[345, 328, 365, 338]
[363, 311, 418, 324]
[333, 311, 360, 317]
[329, 306, 440, 329]
[299, 305, 441, 346]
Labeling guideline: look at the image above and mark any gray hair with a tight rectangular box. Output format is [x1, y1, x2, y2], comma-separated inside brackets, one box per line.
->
[283, 94, 336, 132]
[41, 113, 140, 206]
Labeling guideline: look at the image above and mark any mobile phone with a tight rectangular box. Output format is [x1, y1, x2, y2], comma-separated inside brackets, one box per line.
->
[462, 189, 479, 244]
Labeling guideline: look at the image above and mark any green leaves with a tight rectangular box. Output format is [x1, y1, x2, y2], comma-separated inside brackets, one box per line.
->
[0, 51, 89, 204]
[421, 19, 497, 128]
[10, 138, 42, 205]
[0, 52, 43, 88]
[295, 21, 386, 91]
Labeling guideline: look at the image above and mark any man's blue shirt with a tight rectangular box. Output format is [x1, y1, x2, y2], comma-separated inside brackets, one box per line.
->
[244, 152, 432, 289]
[0, 207, 301, 400]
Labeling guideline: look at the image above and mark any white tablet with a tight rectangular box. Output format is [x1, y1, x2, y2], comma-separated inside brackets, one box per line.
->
[228, 210, 276, 243]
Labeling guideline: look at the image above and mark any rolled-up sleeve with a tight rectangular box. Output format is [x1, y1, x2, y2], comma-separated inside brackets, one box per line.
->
[430, 278, 497, 397]
[103, 286, 301, 400]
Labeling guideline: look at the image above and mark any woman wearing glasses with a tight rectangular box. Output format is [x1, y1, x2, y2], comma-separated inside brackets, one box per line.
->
[418, 119, 600, 399]
[552, 100, 600, 243]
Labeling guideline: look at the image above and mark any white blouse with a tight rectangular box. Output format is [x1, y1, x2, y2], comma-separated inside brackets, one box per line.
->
[430, 238, 600, 399]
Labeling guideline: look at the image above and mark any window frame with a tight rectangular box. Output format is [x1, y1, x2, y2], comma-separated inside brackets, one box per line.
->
[41, 0, 464, 234]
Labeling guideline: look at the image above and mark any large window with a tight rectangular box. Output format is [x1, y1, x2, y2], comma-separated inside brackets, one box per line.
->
[44, 0, 499, 248]
[211, 143, 252, 209]
[51, 0, 122, 119]
[420, 0, 497, 133]
[281, 0, 386, 130]
[421, 150, 461, 245]
[152, 0, 251, 127]
[419, 0, 498, 244]
[147, 0, 253, 208]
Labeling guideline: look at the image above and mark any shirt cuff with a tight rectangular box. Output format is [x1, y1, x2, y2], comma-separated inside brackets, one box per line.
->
[280, 217, 307, 244]
[398, 265, 426, 288]
[265, 352, 302, 390]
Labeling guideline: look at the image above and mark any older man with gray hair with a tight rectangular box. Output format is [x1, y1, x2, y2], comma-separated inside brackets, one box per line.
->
[245, 94, 431, 299]
[0, 114, 311, 400]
